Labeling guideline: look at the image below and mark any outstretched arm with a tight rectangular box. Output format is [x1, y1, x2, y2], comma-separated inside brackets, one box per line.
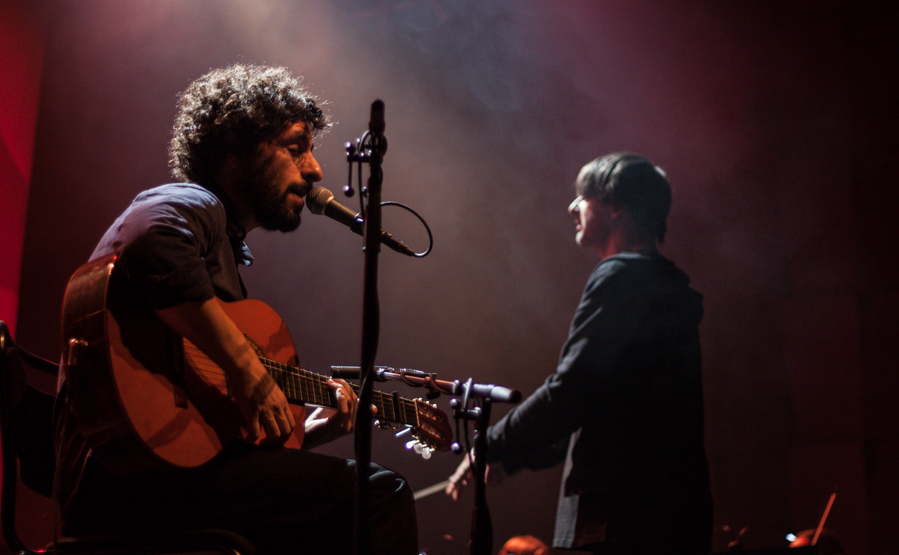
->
[445, 450, 506, 500]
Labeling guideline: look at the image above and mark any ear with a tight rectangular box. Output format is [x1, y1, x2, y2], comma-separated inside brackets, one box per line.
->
[608, 206, 637, 234]
[609, 205, 626, 220]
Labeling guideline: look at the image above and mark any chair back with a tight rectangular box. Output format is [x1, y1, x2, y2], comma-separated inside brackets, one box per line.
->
[1, 321, 60, 554]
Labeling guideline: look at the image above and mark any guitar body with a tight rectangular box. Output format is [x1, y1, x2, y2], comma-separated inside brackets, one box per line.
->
[62, 254, 306, 473]
[108, 298, 308, 467]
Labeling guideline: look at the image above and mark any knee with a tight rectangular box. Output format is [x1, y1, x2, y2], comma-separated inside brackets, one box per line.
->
[370, 465, 415, 506]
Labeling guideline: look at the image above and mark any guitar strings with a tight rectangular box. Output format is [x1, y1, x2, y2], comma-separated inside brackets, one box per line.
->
[183, 340, 421, 429]
[259, 357, 420, 427]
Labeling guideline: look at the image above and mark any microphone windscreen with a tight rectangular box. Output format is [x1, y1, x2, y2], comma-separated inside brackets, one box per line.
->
[307, 186, 334, 215]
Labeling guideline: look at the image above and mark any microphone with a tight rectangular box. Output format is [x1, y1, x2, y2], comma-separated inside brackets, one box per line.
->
[368, 100, 387, 156]
[453, 381, 522, 404]
[369, 99, 385, 138]
[306, 186, 414, 256]
[468, 383, 522, 404]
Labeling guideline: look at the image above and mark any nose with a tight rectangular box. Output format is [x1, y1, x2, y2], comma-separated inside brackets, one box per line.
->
[301, 153, 323, 184]
[568, 195, 582, 215]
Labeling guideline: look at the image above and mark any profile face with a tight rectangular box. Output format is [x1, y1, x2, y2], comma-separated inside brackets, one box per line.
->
[568, 192, 612, 252]
[240, 121, 323, 232]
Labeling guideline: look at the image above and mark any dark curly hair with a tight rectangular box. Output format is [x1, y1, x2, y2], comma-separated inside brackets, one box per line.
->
[168, 64, 330, 186]
[576, 152, 672, 243]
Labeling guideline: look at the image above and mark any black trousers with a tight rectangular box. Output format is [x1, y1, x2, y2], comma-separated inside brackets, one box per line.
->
[63, 444, 418, 555]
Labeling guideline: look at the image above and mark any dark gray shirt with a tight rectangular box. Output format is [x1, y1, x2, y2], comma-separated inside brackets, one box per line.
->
[55, 183, 251, 515]
[91, 183, 252, 306]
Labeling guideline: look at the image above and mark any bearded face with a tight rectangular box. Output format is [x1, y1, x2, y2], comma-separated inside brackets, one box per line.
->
[236, 121, 322, 233]
[240, 149, 304, 232]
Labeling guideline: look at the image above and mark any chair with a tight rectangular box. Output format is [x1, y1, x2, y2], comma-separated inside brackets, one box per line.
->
[1, 321, 258, 555]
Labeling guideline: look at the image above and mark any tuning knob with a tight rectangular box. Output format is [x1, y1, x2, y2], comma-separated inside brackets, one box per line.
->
[405, 440, 433, 460]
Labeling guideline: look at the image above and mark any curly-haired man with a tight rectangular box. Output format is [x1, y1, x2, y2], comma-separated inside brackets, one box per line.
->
[54, 64, 418, 555]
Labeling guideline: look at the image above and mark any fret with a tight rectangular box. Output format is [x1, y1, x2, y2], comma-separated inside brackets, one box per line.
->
[262, 358, 338, 409]
[256, 357, 423, 429]
[248, 354, 450, 453]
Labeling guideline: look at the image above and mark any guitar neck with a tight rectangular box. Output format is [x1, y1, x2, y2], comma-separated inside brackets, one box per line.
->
[261, 359, 420, 428]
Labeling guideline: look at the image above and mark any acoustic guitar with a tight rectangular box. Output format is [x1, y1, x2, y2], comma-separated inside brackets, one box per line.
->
[61, 253, 451, 474]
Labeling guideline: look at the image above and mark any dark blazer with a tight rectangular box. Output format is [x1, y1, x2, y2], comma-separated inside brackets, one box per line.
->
[486, 252, 713, 555]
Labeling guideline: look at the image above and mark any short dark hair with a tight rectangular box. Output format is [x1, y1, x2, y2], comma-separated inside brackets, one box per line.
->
[576, 152, 672, 243]
[168, 64, 330, 186]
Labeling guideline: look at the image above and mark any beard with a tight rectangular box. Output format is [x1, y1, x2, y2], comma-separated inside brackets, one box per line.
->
[239, 154, 303, 233]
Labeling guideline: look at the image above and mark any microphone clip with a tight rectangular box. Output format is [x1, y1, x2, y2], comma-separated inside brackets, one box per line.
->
[344, 122, 389, 199]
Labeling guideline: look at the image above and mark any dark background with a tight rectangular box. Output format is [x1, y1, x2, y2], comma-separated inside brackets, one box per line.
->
[3, 1, 898, 554]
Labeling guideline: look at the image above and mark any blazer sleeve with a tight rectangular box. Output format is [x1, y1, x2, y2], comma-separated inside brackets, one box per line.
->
[486, 259, 634, 474]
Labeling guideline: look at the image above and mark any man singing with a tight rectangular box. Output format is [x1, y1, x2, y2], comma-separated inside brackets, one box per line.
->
[55, 64, 418, 555]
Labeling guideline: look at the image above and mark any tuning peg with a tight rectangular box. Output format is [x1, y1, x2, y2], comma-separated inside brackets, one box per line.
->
[404, 440, 434, 459]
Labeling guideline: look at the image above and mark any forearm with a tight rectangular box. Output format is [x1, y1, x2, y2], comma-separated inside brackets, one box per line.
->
[155, 297, 259, 380]
[155, 297, 295, 443]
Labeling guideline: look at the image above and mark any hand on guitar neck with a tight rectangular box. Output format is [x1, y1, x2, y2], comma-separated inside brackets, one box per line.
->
[301, 379, 369, 450]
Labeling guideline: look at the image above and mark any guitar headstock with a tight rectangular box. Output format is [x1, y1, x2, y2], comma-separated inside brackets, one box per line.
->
[404, 399, 452, 459]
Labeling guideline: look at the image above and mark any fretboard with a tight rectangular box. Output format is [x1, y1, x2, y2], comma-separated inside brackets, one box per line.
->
[261, 358, 421, 428]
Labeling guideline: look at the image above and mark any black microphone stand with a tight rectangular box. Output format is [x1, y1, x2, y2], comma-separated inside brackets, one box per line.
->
[450, 380, 521, 555]
[462, 398, 493, 555]
[333, 361, 520, 555]
[353, 100, 386, 555]
[468, 398, 493, 555]
[342, 103, 510, 555]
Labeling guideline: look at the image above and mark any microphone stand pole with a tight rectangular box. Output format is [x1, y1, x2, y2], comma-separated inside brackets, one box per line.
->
[354, 100, 386, 555]
[449, 381, 519, 555]
[470, 398, 493, 555]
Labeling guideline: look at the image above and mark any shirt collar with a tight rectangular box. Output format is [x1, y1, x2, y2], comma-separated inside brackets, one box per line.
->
[202, 182, 254, 267]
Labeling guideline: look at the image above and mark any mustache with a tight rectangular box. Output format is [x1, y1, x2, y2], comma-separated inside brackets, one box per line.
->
[286, 183, 312, 200]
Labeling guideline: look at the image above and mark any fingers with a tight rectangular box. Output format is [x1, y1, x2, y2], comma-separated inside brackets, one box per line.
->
[328, 379, 357, 432]
[245, 415, 261, 443]
[257, 409, 279, 445]
[445, 479, 466, 501]
[240, 372, 294, 445]
[258, 400, 295, 445]
[446, 456, 473, 500]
